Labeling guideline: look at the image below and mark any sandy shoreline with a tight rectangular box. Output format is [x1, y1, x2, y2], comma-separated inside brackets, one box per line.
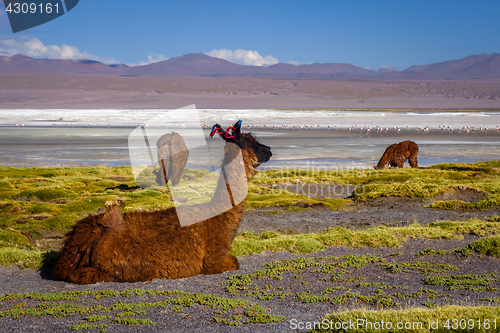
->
[1, 75, 500, 110]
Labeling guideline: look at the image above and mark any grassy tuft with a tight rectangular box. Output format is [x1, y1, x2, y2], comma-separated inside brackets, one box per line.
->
[312, 305, 500, 333]
[463, 235, 500, 259]
[230, 218, 500, 257]
[0, 247, 48, 269]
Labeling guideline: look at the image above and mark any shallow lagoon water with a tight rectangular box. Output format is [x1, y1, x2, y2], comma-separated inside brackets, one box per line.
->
[0, 109, 499, 169]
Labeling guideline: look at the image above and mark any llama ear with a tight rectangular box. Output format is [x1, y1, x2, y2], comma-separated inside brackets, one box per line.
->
[210, 123, 226, 139]
[98, 206, 123, 228]
[231, 120, 244, 145]
[233, 120, 242, 132]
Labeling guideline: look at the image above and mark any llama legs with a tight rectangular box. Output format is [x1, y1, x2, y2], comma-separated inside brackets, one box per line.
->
[202, 255, 239, 275]
[67, 267, 115, 285]
[408, 155, 418, 168]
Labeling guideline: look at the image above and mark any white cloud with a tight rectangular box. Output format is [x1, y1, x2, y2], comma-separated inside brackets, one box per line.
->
[0, 36, 120, 64]
[147, 52, 168, 63]
[127, 52, 168, 66]
[355, 64, 372, 70]
[287, 60, 314, 66]
[205, 49, 278, 67]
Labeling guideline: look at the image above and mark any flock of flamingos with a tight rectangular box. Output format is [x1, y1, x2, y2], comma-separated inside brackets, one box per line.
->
[12, 122, 500, 133]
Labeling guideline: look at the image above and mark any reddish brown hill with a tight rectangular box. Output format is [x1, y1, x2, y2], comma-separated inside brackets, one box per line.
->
[382, 53, 500, 79]
[1, 52, 500, 79]
[0, 54, 128, 74]
[124, 53, 264, 77]
[265, 62, 376, 78]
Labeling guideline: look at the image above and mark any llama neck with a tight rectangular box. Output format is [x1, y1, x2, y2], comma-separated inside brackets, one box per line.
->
[172, 142, 249, 227]
[210, 142, 249, 207]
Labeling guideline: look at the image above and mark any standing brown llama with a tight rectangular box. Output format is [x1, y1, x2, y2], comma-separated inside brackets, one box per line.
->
[152, 132, 189, 187]
[54, 120, 272, 284]
[376, 140, 418, 169]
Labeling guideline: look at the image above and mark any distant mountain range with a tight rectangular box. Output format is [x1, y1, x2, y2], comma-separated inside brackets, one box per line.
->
[1, 52, 499, 80]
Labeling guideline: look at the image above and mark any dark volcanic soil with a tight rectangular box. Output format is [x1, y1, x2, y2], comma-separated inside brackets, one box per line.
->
[1, 237, 499, 333]
[240, 196, 499, 235]
[0, 195, 499, 332]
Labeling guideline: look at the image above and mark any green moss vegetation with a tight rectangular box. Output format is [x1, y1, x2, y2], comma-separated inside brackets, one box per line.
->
[0, 288, 285, 330]
[251, 160, 500, 207]
[462, 235, 500, 259]
[219, 252, 499, 316]
[424, 273, 498, 292]
[417, 248, 453, 256]
[312, 306, 500, 333]
[230, 217, 500, 257]
[221, 254, 411, 307]
[380, 261, 459, 275]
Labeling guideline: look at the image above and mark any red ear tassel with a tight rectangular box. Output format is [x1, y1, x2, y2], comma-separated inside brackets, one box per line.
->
[224, 125, 235, 139]
[209, 125, 237, 139]
[209, 128, 223, 138]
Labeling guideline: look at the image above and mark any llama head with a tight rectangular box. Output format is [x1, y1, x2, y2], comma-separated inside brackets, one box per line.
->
[211, 120, 272, 179]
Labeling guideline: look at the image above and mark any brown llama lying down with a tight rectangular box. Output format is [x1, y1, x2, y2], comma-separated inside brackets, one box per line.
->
[152, 132, 189, 187]
[376, 140, 418, 169]
[54, 120, 272, 284]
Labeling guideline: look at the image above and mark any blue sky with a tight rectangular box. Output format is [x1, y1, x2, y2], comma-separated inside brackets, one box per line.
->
[0, 0, 499, 70]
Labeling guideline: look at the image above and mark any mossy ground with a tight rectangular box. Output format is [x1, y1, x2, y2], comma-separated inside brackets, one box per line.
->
[251, 160, 500, 209]
[0, 161, 499, 267]
[0, 289, 285, 330]
[1, 162, 500, 330]
[1, 249, 499, 331]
